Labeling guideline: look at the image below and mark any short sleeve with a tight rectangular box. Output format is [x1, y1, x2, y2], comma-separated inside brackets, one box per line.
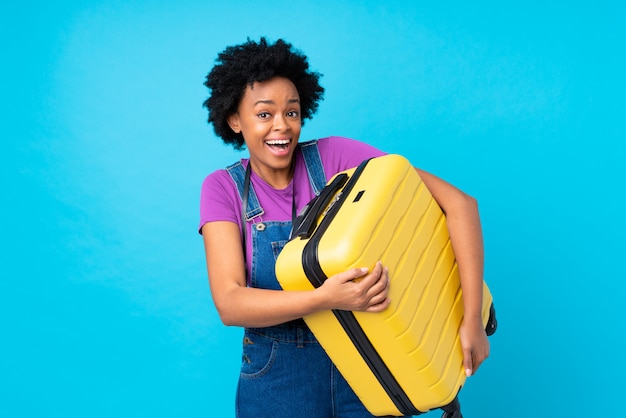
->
[316, 136, 387, 176]
[198, 169, 242, 234]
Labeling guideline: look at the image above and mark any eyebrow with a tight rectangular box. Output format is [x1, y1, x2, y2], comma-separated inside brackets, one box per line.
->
[254, 98, 300, 106]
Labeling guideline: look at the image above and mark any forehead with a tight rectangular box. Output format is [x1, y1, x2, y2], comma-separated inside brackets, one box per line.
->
[242, 77, 300, 102]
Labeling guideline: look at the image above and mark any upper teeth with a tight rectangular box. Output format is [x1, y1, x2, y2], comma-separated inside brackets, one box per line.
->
[266, 140, 289, 145]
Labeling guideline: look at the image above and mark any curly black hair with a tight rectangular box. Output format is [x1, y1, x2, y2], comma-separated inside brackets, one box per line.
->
[203, 38, 325, 150]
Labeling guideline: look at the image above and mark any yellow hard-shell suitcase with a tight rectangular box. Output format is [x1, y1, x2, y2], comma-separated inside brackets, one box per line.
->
[275, 154, 495, 417]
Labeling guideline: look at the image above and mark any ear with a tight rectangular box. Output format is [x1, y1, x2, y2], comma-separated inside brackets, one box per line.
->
[227, 113, 241, 134]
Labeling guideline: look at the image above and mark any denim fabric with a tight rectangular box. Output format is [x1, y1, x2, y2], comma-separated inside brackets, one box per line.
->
[236, 323, 393, 418]
[229, 142, 409, 417]
[299, 140, 327, 195]
[236, 225, 389, 418]
[226, 161, 264, 221]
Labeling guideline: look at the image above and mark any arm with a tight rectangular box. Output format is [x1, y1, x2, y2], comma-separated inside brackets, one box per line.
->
[416, 168, 490, 376]
[202, 221, 391, 328]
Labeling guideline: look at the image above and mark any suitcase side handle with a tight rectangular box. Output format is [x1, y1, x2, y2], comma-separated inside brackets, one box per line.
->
[292, 172, 349, 239]
[485, 303, 497, 336]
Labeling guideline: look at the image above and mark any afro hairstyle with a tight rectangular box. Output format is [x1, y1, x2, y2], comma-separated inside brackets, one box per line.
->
[203, 37, 325, 150]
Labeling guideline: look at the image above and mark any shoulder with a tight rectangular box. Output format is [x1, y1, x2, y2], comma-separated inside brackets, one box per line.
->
[198, 163, 244, 232]
[317, 136, 385, 157]
[315, 135, 369, 149]
[201, 167, 237, 195]
[312, 136, 387, 175]
[200, 159, 250, 211]
[201, 158, 249, 192]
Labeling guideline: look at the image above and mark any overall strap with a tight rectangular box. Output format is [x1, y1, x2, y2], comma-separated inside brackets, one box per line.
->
[226, 140, 325, 214]
[226, 162, 262, 280]
[299, 139, 327, 195]
[225, 161, 264, 221]
[226, 141, 325, 280]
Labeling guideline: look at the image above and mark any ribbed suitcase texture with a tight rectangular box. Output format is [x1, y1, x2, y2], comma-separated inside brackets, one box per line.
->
[275, 154, 493, 416]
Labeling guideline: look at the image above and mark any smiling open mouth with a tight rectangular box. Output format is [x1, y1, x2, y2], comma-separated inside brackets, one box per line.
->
[265, 139, 290, 150]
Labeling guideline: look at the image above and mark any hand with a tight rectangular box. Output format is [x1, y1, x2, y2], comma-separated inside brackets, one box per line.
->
[317, 261, 391, 312]
[459, 317, 490, 377]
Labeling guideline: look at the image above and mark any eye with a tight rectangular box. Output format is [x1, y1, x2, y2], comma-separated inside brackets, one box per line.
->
[257, 112, 271, 119]
[287, 110, 300, 118]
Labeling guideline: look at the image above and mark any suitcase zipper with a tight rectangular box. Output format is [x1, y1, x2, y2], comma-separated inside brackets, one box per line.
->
[301, 158, 423, 416]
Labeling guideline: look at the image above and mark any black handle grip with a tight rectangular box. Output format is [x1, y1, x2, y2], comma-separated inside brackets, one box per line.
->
[292, 173, 349, 239]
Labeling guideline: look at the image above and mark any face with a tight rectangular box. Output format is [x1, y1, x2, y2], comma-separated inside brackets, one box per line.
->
[227, 76, 302, 188]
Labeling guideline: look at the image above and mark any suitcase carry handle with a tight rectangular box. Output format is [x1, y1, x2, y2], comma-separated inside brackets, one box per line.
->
[291, 172, 349, 239]
[485, 303, 498, 336]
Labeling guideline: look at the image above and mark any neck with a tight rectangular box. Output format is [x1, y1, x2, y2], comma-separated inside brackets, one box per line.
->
[249, 160, 294, 190]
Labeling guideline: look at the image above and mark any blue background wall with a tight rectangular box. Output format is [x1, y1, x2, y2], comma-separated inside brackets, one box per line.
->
[2, 1, 624, 416]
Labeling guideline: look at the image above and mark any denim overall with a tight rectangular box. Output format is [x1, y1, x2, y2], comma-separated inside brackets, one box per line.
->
[227, 141, 402, 418]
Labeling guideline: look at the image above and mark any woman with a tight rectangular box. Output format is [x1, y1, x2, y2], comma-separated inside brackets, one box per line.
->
[199, 38, 489, 418]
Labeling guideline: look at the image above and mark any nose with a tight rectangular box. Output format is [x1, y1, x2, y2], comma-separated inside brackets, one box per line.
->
[272, 114, 290, 131]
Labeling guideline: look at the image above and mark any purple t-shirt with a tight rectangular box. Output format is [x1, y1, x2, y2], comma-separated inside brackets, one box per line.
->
[198, 136, 386, 275]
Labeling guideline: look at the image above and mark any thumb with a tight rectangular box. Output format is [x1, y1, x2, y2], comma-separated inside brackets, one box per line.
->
[333, 267, 369, 283]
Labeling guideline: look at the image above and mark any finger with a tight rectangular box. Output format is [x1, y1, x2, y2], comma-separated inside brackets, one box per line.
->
[472, 358, 482, 374]
[463, 349, 474, 377]
[366, 261, 383, 281]
[366, 265, 391, 310]
[472, 349, 488, 374]
[366, 282, 389, 305]
[350, 262, 382, 290]
[381, 266, 390, 289]
[364, 263, 384, 286]
[368, 268, 390, 298]
[365, 297, 391, 312]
